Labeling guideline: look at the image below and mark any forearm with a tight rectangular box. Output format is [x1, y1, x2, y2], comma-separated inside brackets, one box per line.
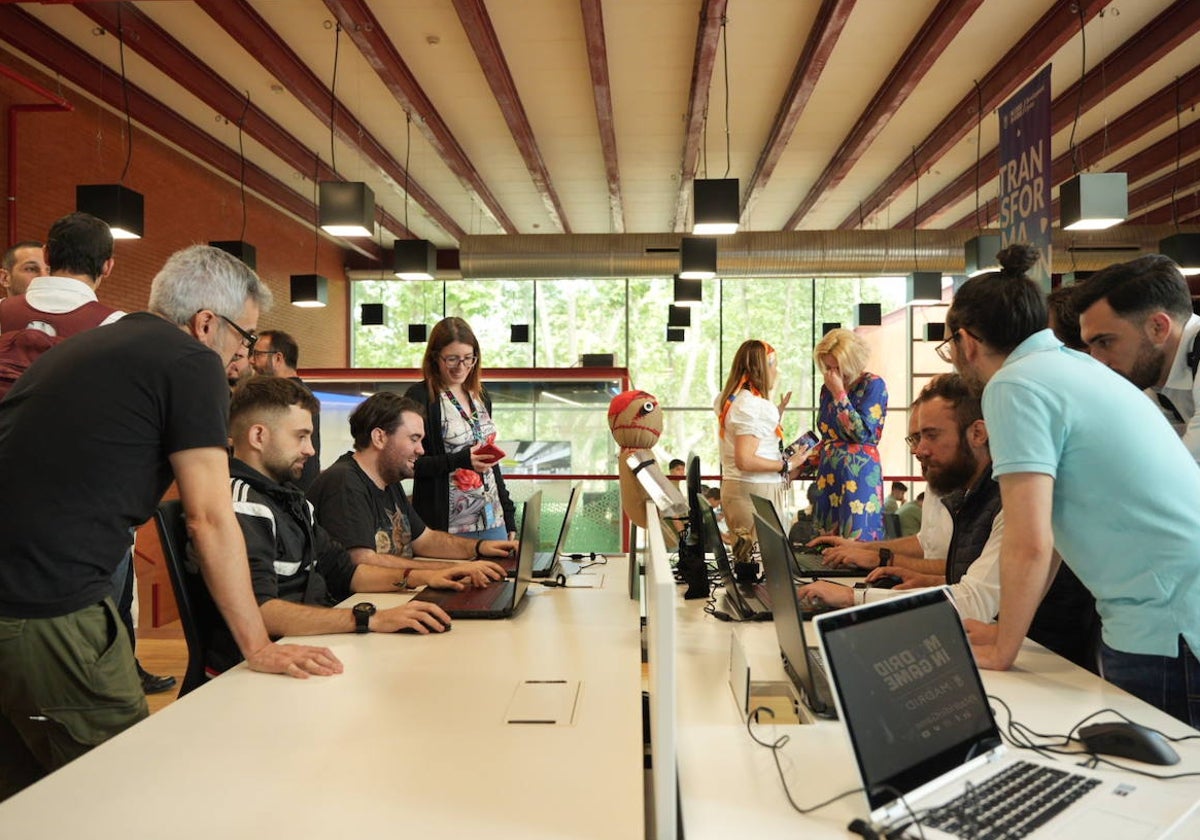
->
[191, 513, 273, 656]
[346, 546, 462, 570]
[410, 530, 476, 560]
[260, 598, 355, 636]
[349, 564, 413, 593]
[894, 555, 946, 575]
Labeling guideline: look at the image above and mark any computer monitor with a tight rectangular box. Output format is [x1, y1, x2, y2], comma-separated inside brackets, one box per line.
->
[643, 501, 678, 840]
[676, 455, 709, 598]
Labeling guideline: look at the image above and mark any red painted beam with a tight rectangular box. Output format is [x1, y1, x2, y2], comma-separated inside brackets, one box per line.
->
[899, 0, 1200, 230]
[0, 7, 383, 262]
[450, 0, 571, 233]
[837, 0, 1108, 230]
[579, 0, 624, 233]
[323, 0, 516, 234]
[196, 0, 464, 242]
[669, 0, 728, 232]
[742, 0, 854, 225]
[781, 0, 981, 230]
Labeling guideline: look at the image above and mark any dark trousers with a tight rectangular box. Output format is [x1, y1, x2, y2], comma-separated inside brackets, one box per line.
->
[1101, 636, 1200, 727]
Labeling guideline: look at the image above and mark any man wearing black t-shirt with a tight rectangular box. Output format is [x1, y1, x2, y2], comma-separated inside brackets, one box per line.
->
[307, 392, 517, 574]
[0, 245, 341, 800]
[206, 378, 462, 672]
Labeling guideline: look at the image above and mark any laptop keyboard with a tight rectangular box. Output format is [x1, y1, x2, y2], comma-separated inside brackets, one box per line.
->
[920, 761, 1100, 839]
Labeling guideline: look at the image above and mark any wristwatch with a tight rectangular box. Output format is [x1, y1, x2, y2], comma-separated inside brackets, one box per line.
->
[352, 602, 376, 634]
[879, 548, 894, 567]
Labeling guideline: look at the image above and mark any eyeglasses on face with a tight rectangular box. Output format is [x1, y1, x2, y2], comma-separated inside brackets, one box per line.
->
[249, 348, 277, 357]
[904, 428, 944, 450]
[214, 313, 258, 352]
[934, 328, 980, 364]
[439, 354, 477, 368]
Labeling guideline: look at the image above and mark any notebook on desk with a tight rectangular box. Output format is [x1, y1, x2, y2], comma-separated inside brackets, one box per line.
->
[414, 491, 539, 619]
[749, 495, 859, 578]
[500, 484, 579, 578]
[813, 588, 1200, 839]
[754, 510, 837, 718]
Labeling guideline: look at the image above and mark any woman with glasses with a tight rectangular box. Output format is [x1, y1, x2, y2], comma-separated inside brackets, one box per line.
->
[404, 317, 516, 540]
[810, 328, 888, 541]
[714, 339, 808, 544]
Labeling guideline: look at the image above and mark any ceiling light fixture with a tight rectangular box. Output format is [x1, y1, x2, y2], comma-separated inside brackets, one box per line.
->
[394, 110, 436, 279]
[691, 17, 738, 235]
[77, 6, 142, 239]
[1158, 78, 1200, 275]
[1060, 7, 1126, 232]
[318, 22, 374, 237]
[673, 274, 703, 305]
[667, 305, 692, 328]
[679, 237, 717, 279]
[907, 147, 940, 304]
[360, 303, 387, 326]
[855, 303, 882, 327]
[964, 233, 1001, 277]
[290, 274, 328, 308]
[209, 91, 255, 267]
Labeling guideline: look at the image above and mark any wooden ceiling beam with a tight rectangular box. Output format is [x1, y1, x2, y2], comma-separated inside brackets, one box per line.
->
[837, 0, 1109, 230]
[450, 0, 570, 233]
[781, 0, 979, 230]
[196, 0, 464, 242]
[669, 0, 727, 233]
[323, 0, 517, 234]
[579, 0, 624, 233]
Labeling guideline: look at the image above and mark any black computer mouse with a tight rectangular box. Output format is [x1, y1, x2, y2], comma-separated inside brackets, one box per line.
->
[1078, 721, 1180, 765]
[397, 622, 452, 635]
[868, 574, 903, 589]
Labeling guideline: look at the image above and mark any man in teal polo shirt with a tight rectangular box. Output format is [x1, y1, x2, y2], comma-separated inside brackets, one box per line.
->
[943, 243, 1200, 726]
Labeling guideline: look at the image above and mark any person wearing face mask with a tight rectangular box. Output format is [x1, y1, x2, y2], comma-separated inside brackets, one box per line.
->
[404, 317, 515, 541]
[808, 328, 889, 541]
[0, 245, 340, 801]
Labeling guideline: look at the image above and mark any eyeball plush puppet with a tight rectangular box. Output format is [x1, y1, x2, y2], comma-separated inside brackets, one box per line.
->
[607, 389, 687, 532]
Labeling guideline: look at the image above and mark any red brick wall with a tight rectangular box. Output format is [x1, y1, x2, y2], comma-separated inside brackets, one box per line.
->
[0, 50, 350, 367]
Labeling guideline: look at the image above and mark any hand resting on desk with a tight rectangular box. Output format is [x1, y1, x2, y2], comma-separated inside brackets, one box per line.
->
[411, 561, 504, 589]
[246, 642, 344, 679]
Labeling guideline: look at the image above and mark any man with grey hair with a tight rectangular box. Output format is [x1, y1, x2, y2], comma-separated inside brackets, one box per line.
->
[0, 244, 341, 801]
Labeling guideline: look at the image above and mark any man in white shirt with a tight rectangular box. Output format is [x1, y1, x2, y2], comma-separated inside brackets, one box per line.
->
[1076, 254, 1200, 463]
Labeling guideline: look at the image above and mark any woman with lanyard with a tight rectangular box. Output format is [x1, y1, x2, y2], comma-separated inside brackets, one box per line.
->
[714, 339, 808, 544]
[406, 317, 516, 541]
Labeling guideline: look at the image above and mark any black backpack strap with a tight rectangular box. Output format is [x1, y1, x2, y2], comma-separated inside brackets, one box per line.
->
[1187, 329, 1200, 379]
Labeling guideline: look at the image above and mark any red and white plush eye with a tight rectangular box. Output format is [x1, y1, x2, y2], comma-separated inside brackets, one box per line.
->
[639, 400, 656, 416]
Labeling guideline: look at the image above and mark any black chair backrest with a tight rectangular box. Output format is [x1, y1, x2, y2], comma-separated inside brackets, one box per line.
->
[883, 512, 902, 540]
[153, 500, 216, 697]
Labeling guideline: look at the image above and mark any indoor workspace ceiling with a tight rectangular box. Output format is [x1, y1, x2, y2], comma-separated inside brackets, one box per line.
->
[1, 0, 1198, 263]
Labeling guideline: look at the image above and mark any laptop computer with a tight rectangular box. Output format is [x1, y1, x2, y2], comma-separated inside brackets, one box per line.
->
[749, 495, 859, 579]
[754, 510, 838, 718]
[413, 491, 540, 619]
[813, 588, 1200, 839]
[698, 495, 772, 620]
[499, 484, 579, 578]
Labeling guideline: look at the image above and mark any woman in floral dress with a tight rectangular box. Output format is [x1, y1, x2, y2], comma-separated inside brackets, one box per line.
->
[809, 328, 888, 540]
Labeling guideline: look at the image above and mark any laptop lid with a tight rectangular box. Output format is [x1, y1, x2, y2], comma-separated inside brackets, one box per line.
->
[510, 490, 540, 607]
[813, 588, 1001, 814]
[549, 484, 580, 557]
[754, 510, 824, 712]
[699, 495, 758, 620]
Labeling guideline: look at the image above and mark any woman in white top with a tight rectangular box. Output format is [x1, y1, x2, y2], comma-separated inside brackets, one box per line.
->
[714, 340, 807, 542]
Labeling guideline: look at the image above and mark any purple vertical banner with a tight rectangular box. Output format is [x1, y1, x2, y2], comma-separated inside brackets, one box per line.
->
[998, 64, 1052, 289]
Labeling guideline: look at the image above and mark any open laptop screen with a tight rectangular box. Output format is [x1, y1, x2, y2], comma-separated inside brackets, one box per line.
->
[815, 589, 1000, 811]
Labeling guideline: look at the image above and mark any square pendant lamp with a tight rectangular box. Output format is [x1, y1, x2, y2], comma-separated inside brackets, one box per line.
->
[907, 272, 943, 305]
[855, 303, 882, 327]
[408, 323, 428, 343]
[510, 324, 530, 343]
[360, 303, 386, 326]
[822, 322, 842, 335]
[673, 274, 703, 304]
[1060, 173, 1128, 231]
[76, 184, 143, 240]
[925, 322, 947, 341]
[963, 233, 1002, 277]
[394, 239, 437, 280]
[319, 181, 375, 237]
[1159, 233, 1200, 276]
[209, 240, 257, 270]
[289, 274, 328, 308]
[667, 305, 692, 328]
[692, 178, 740, 235]
[666, 327, 687, 342]
[679, 236, 717, 279]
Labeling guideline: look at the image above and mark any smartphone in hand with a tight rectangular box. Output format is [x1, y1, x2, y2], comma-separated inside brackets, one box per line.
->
[784, 430, 819, 457]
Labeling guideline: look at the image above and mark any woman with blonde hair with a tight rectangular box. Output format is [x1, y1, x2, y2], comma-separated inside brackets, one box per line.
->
[404, 317, 515, 540]
[714, 339, 808, 541]
[809, 327, 888, 539]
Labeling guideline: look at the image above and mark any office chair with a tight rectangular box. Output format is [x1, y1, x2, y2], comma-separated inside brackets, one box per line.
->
[883, 512, 902, 540]
[153, 500, 216, 697]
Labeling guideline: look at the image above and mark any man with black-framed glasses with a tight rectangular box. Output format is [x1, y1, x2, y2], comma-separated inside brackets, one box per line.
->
[0, 245, 341, 800]
[250, 328, 321, 490]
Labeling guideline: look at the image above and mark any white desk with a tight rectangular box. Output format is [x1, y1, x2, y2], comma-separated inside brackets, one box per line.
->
[675, 591, 1200, 838]
[0, 560, 644, 839]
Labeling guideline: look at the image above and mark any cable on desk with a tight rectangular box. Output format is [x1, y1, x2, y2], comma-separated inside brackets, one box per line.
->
[743, 706, 864, 815]
[987, 694, 1200, 780]
[564, 552, 608, 571]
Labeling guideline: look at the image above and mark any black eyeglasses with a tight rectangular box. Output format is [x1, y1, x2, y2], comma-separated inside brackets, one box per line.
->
[217, 314, 258, 351]
[934, 328, 979, 364]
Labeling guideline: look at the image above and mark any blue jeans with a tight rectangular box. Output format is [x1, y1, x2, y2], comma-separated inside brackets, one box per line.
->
[1100, 637, 1200, 727]
[457, 525, 508, 541]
